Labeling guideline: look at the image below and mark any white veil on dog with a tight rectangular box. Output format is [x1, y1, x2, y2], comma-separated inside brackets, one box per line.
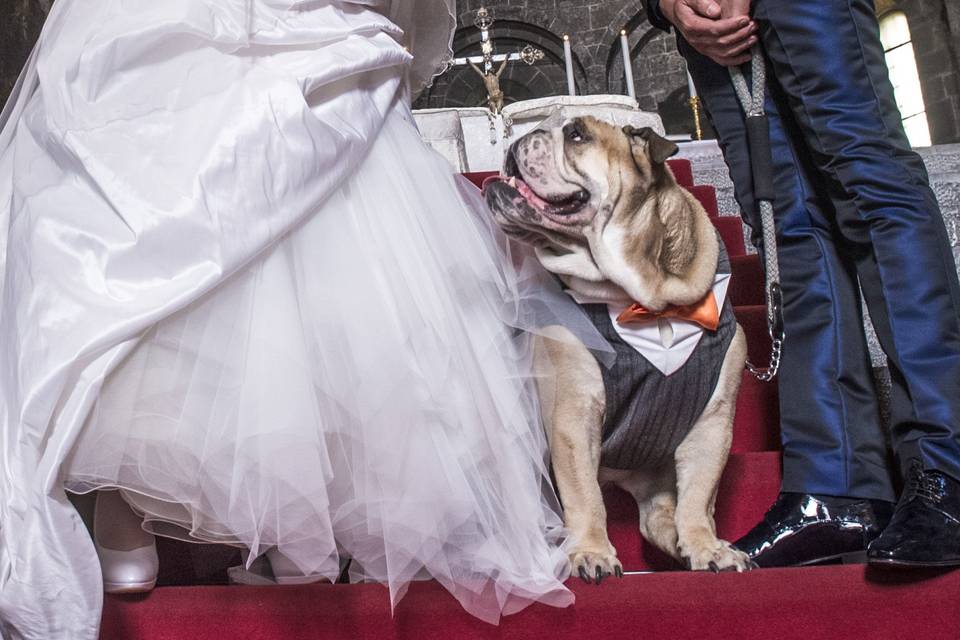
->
[0, 2, 611, 638]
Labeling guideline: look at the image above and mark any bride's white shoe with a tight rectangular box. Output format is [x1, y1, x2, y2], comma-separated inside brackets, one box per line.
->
[95, 540, 159, 594]
[229, 549, 328, 585]
[93, 490, 159, 594]
[265, 548, 327, 585]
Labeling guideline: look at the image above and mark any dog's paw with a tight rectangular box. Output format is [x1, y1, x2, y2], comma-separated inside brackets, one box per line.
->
[569, 543, 624, 584]
[678, 536, 753, 573]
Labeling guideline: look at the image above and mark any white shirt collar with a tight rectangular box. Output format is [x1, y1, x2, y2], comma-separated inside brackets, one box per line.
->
[568, 274, 730, 376]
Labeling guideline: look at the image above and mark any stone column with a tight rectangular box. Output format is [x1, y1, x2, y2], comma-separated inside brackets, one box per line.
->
[892, 0, 960, 143]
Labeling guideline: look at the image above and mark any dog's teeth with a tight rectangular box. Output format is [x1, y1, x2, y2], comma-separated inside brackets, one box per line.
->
[508, 176, 517, 188]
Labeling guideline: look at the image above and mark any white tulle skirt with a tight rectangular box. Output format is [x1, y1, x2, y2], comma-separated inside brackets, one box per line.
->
[62, 103, 588, 622]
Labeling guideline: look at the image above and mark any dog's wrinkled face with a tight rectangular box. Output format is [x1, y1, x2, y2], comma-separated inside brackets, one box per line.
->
[484, 116, 678, 284]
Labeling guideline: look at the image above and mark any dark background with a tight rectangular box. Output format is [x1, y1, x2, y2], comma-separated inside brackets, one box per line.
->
[3, 0, 959, 142]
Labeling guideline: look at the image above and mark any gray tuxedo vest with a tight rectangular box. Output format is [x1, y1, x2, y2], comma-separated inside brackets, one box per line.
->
[579, 243, 735, 470]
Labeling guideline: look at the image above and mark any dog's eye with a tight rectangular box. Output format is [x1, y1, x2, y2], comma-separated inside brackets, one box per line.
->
[565, 125, 584, 143]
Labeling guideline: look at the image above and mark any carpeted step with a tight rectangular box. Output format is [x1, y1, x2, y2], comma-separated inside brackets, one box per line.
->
[712, 216, 746, 257]
[688, 184, 719, 217]
[606, 451, 781, 572]
[463, 170, 497, 189]
[667, 158, 693, 188]
[733, 372, 780, 453]
[101, 563, 960, 640]
[729, 255, 765, 307]
[732, 305, 774, 367]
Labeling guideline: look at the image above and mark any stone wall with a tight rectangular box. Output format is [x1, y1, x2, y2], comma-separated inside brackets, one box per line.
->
[1, 1, 958, 143]
[414, 1, 702, 137]
[887, 0, 960, 143]
[0, 0, 48, 106]
[417, 0, 960, 143]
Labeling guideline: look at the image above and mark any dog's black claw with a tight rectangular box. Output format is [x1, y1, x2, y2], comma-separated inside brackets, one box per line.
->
[615, 566, 624, 578]
[708, 561, 721, 574]
[595, 566, 603, 585]
[578, 566, 591, 583]
[681, 556, 692, 570]
[748, 560, 760, 570]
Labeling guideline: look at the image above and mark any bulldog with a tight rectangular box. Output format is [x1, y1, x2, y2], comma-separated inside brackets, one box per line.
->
[483, 116, 752, 580]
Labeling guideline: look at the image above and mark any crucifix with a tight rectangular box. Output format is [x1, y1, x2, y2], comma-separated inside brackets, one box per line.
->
[451, 7, 544, 115]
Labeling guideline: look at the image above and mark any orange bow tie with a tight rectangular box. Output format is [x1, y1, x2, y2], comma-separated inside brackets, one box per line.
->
[616, 291, 720, 331]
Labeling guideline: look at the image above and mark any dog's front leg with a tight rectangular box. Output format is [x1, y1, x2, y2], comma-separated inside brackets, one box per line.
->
[673, 326, 753, 572]
[534, 328, 621, 583]
[610, 467, 680, 562]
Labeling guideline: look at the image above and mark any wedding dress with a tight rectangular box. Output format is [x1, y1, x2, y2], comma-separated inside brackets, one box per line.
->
[0, 1, 611, 638]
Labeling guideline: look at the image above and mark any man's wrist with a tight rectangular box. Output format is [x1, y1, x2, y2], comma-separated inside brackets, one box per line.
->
[646, 0, 675, 32]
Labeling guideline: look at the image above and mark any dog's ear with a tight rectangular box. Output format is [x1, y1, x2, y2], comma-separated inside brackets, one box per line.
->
[623, 126, 678, 165]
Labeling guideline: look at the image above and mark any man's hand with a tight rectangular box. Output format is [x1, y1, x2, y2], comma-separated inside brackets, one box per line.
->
[720, 0, 752, 19]
[660, 0, 757, 67]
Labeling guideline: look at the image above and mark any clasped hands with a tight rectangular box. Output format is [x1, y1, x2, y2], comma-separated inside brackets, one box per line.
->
[660, 0, 757, 67]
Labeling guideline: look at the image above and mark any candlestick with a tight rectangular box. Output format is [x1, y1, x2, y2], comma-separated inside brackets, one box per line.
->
[563, 35, 576, 96]
[620, 30, 636, 100]
[689, 96, 703, 141]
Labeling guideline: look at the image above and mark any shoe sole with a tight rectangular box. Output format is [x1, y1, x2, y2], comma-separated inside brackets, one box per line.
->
[227, 566, 329, 585]
[274, 576, 330, 585]
[227, 566, 278, 586]
[868, 556, 960, 568]
[796, 550, 867, 567]
[104, 579, 156, 594]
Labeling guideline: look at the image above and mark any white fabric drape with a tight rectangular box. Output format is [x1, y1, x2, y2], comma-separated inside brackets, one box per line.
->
[0, 2, 463, 638]
[387, 0, 457, 94]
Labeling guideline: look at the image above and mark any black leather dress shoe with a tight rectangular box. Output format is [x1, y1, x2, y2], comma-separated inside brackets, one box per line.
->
[868, 460, 960, 567]
[734, 493, 893, 567]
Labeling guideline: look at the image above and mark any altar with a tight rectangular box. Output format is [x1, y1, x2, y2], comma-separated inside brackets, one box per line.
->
[413, 95, 665, 173]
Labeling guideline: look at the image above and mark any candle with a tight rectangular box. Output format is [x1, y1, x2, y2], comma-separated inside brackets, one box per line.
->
[563, 35, 576, 96]
[620, 30, 636, 100]
[687, 68, 698, 99]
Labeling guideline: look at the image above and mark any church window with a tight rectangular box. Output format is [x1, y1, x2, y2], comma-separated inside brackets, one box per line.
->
[880, 10, 931, 147]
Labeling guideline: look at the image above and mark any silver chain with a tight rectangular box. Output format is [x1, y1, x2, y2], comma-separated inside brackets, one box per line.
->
[729, 45, 784, 381]
[747, 335, 782, 381]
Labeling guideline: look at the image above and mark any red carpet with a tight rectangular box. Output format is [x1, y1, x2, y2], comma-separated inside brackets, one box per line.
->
[606, 452, 782, 571]
[736, 305, 775, 363]
[728, 255, 765, 306]
[688, 184, 719, 216]
[733, 374, 781, 452]
[102, 566, 960, 640]
[99, 162, 958, 639]
[712, 216, 746, 256]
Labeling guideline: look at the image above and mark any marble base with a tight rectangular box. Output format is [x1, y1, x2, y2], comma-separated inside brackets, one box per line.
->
[414, 96, 664, 173]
